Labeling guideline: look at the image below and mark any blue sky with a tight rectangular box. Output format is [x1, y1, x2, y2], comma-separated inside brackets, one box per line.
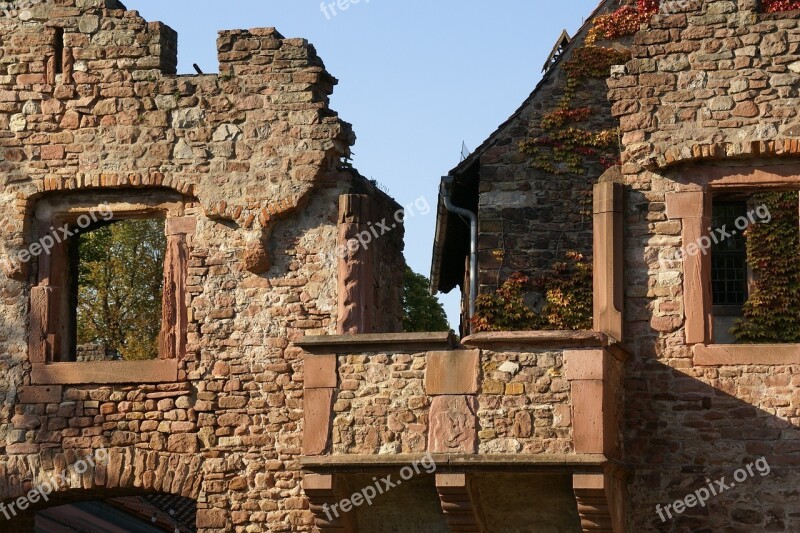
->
[129, 0, 601, 328]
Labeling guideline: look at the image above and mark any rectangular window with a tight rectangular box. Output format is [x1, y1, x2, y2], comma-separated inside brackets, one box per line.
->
[710, 202, 748, 306]
[54, 27, 64, 75]
[710, 191, 798, 344]
[28, 192, 195, 384]
[710, 200, 748, 343]
[74, 219, 167, 361]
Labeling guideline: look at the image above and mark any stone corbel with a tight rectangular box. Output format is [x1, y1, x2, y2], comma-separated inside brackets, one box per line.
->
[573, 466, 626, 533]
[435, 473, 484, 533]
[303, 474, 358, 533]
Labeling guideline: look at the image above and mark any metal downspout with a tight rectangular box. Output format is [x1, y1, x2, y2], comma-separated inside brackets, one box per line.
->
[440, 176, 478, 322]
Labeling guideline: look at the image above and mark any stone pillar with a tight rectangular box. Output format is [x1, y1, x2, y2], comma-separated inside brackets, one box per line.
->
[565, 349, 627, 533]
[564, 348, 625, 457]
[303, 354, 336, 456]
[336, 195, 374, 335]
[425, 350, 480, 454]
[302, 352, 346, 529]
[665, 190, 713, 344]
[160, 217, 194, 361]
[593, 182, 623, 342]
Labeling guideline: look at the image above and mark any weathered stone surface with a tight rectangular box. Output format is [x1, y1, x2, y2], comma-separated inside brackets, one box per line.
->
[608, 2, 800, 531]
[425, 349, 479, 395]
[0, 2, 404, 532]
[242, 240, 270, 274]
[429, 395, 478, 454]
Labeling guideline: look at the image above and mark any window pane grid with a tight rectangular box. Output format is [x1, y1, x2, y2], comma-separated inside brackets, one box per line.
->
[711, 202, 747, 307]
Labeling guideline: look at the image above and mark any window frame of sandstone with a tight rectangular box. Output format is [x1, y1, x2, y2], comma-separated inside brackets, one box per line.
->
[665, 164, 800, 366]
[28, 191, 195, 385]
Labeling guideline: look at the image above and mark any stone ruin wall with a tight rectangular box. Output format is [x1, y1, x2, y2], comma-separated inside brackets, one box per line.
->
[331, 348, 573, 457]
[0, 0, 404, 530]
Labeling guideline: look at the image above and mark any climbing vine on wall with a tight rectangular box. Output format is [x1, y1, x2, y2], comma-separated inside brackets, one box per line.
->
[532, 251, 593, 330]
[587, 0, 659, 44]
[472, 252, 593, 332]
[472, 272, 538, 333]
[520, 45, 629, 176]
[763, 0, 800, 12]
[731, 192, 800, 343]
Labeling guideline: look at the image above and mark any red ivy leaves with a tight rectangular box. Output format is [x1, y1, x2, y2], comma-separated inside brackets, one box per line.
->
[763, 0, 800, 12]
[564, 46, 631, 79]
[588, 0, 660, 43]
[541, 107, 592, 129]
[472, 253, 593, 333]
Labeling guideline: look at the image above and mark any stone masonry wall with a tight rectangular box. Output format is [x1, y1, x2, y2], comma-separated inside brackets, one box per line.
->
[330, 348, 573, 457]
[333, 353, 428, 455]
[478, 349, 572, 455]
[472, 0, 625, 294]
[610, 1, 800, 530]
[0, 1, 403, 531]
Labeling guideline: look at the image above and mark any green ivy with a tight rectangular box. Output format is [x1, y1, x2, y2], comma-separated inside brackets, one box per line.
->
[472, 252, 593, 332]
[731, 192, 800, 343]
[520, 46, 628, 176]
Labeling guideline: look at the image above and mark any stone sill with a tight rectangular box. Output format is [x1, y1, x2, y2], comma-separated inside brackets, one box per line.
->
[302, 453, 610, 473]
[461, 331, 611, 350]
[694, 344, 800, 366]
[296, 332, 458, 354]
[31, 359, 179, 385]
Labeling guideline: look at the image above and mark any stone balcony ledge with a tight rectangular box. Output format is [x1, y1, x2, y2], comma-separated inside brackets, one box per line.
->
[461, 330, 611, 350]
[302, 453, 613, 473]
[295, 331, 458, 354]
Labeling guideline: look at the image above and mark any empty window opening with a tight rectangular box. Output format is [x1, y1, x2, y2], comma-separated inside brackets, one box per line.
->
[53, 27, 64, 74]
[73, 218, 167, 361]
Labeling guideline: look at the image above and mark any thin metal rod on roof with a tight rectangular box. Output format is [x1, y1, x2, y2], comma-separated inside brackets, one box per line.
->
[460, 142, 471, 162]
[193, 63, 204, 75]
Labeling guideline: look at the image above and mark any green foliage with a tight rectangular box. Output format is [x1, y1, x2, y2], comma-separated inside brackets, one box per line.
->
[521, 45, 629, 176]
[402, 266, 450, 332]
[562, 46, 632, 81]
[533, 251, 593, 330]
[472, 272, 538, 333]
[731, 192, 800, 343]
[77, 219, 166, 360]
[472, 252, 593, 332]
